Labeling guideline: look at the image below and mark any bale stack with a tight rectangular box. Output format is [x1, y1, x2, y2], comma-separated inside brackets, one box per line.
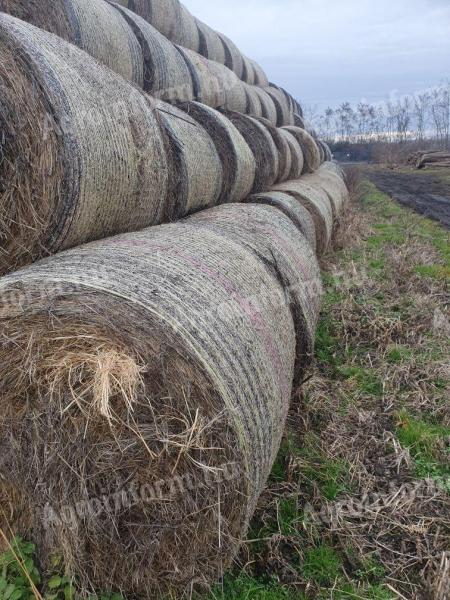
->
[0, 0, 301, 125]
[0, 13, 330, 275]
[0, 3, 350, 599]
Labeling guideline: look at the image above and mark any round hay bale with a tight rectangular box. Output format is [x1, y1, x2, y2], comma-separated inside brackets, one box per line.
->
[218, 32, 244, 79]
[241, 55, 256, 85]
[173, 3, 200, 51]
[243, 84, 263, 117]
[223, 112, 279, 193]
[294, 99, 304, 117]
[155, 102, 222, 216]
[293, 112, 306, 129]
[253, 117, 292, 183]
[305, 163, 349, 215]
[0, 0, 144, 85]
[278, 129, 304, 180]
[252, 87, 278, 125]
[320, 140, 333, 162]
[281, 126, 321, 174]
[113, 4, 194, 101]
[272, 179, 334, 255]
[176, 46, 224, 107]
[221, 79, 248, 113]
[0, 13, 168, 276]
[128, 0, 183, 44]
[315, 137, 325, 164]
[249, 59, 269, 87]
[206, 61, 245, 109]
[0, 201, 321, 596]
[196, 18, 226, 64]
[178, 102, 255, 203]
[245, 191, 317, 253]
[264, 85, 294, 126]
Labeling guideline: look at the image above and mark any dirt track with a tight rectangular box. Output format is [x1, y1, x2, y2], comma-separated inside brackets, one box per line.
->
[360, 167, 450, 228]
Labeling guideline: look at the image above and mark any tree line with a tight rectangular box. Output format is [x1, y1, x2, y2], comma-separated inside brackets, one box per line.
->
[307, 82, 450, 148]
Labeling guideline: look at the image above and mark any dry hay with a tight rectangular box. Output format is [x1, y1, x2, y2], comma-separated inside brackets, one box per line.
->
[218, 32, 244, 79]
[173, 3, 200, 52]
[249, 59, 269, 87]
[252, 118, 292, 183]
[315, 136, 325, 164]
[320, 140, 333, 161]
[113, 3, 194, 101]
[221, 80, 248, 114]
[177, 102, 255, 203]
[245, 191, 317, 253]
[223, 112, 280, 193]
[264, 85, 294, 126]
[278, 129, 304, 180]
[155, 102, 222, 217]
[177, 46, 226, 107]
[252, 87, 279, 125]
[128, 0, 185, 46]
[0, 202, 322, 598]
[0, 0, 144, 85]
[282, 126, 322, 174]
[242, 55, 256, 85]
[0, 13, 168, 276]
[196, 18, 226, 64]
[303, 162, 350, 218]
[243, 84, 264, 117]
[272, 179, 334, 255]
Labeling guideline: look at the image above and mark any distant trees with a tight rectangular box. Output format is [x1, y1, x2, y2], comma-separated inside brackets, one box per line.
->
[309, 81, 450, 149]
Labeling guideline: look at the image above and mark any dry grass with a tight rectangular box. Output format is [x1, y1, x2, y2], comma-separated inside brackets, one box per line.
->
[220, 168, 449, 600]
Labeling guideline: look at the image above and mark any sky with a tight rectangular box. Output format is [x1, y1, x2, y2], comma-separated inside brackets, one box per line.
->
[183, 0, 450, 111]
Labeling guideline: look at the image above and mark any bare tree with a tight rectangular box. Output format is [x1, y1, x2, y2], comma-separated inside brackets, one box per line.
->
[413, 92, 430, 141]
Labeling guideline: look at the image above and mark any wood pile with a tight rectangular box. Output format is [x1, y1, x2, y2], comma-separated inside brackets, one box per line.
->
[408, 150, 450, 169]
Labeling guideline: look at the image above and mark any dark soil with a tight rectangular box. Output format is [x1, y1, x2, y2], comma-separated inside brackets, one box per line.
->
[361, 167, 450, 228]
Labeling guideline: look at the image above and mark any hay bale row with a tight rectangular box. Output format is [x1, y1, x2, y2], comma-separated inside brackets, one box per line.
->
[272, 163, 348, 255]
[0, 0, 270, 88]
[282, 126, 322, 174]
[178, 102, 256, 203]
[223, 112, 280, 193]
[0, 202, 322, 598]
[0, 14, 322, 275]
[0, 0, 300, 123]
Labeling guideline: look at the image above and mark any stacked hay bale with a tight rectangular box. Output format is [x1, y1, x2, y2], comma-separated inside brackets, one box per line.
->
[0, 13, 329, 275]
[0, 0, 301, 124]
[0, 4, 348, 599]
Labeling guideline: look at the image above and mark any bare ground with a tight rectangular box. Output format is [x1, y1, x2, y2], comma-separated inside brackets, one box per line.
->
[361, 166, 450, 229]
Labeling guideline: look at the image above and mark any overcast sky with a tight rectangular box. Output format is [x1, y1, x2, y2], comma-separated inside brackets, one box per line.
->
[183, 0, 450, 110]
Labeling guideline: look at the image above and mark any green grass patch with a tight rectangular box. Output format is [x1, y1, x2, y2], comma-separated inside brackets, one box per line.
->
[396, 410, 450, 482]
[208, 575, 299, 600]
[414, 264, 450, 281]
[301, 545, 342, 586]
[298, 436, 351, 501]
[386, 345, 413, 364]
[337, 366, 383, 397]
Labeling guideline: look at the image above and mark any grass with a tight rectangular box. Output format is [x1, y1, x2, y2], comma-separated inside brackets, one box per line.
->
[224, 174, 449, 600]
[2, 173, 448, 600]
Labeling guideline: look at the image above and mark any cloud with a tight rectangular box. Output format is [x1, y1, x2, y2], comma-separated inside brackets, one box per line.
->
[182, 0, 450, 107]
